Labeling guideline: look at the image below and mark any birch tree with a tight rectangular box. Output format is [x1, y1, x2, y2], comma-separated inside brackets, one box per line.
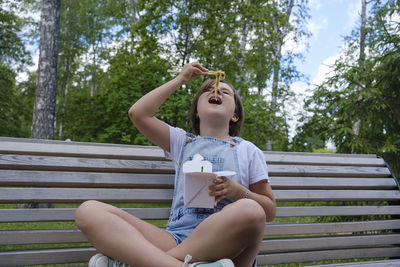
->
[265, 0, 309, 151]
[352, 0, 367, 138]
[31, 0, 61, 139]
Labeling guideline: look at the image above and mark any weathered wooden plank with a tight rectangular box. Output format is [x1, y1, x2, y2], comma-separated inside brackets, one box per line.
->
[0, 188, 174, 203]
[0, 170, 174, 188]
[259, 234, 400, 253]
[0, 154, 174, 173]
[265, 220, 400, 236]
[256, 247, 400, 265]
[3, 220, 399, 245]
[0, 229, 87, 245]
[263, 151, 384, 166]
[1, 188, 398, 203]
[0, 170, 394, 190]
[309, 259, 400, 267]
[0, 138, 166, 160]
[0, 247, 96, 266]
[274, 189, 400, 201]
[268, 165, 391, 178]
[269, 177, 397, 189]
[0, 154, 391, 177]
[1, 206, 399, 223]
[276, 205, 400, 217]
[0, 137, 383, 166]
[1, 189, 399, 203]
[0, 208, 171, 222]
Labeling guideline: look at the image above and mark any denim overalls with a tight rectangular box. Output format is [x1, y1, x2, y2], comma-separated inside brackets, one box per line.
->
[165, 134, 242, 244]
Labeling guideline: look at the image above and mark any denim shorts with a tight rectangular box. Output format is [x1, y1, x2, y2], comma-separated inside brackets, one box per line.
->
[165, 207, 220, 244]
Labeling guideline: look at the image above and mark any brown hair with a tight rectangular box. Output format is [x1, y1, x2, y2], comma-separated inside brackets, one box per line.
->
[190, 79, 244, 136]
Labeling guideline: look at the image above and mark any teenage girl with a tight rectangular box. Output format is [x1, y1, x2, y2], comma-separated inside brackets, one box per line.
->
[75, 62, 276, 267]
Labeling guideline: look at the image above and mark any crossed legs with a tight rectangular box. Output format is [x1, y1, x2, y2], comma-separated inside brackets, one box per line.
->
[75, 199, 265, 267]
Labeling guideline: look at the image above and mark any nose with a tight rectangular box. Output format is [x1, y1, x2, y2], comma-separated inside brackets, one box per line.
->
[214, 87, 222, 95]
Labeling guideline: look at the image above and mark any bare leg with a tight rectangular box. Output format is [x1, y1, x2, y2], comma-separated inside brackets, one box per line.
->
[167, 199, 266, 267]
[75, 200, 181, 267]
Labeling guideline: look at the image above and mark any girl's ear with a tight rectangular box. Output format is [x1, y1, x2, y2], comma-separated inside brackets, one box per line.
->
[231, 113, 239, 122]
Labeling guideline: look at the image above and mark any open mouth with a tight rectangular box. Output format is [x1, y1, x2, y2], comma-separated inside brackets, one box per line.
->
[208, 96, 222, 105]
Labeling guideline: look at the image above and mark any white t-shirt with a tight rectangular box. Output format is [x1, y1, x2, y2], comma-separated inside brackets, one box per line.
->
[164, 126, 269, 187]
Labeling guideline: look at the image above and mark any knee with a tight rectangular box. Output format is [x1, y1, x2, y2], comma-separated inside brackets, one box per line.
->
[231, 199, 266, 229]
[74, 200, 102, 230]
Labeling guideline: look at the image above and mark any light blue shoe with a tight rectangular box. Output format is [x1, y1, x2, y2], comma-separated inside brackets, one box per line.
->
[183, 254, 235, 267]
[88, 253, 130, 267]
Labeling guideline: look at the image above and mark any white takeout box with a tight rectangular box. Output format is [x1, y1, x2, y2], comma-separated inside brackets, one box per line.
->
[183, 154, 236, 208]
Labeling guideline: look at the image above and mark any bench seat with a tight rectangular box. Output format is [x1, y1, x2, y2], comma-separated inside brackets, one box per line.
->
[0, 137, 399, 266]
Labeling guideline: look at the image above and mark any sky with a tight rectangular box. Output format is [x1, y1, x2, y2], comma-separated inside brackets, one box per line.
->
[295, 0, 361, 85]
[287, 0, 363, 141]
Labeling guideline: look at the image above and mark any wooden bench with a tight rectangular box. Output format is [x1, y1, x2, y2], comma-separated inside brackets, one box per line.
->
[0, 137, 400, 266]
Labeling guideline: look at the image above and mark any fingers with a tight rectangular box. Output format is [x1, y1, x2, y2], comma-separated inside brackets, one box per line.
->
[183, 62, 208, 75]
[178, 62, 208, 84]
[209, 176, 231, 206]
[191, 62, 209, 73]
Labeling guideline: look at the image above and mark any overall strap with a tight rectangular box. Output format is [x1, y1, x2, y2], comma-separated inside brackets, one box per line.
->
[185, 132, 195, 143]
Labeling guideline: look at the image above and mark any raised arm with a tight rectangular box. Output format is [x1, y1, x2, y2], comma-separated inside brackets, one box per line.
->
[128, 62, 208, 152]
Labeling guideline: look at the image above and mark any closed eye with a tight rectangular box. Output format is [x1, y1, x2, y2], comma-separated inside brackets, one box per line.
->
[222, 90, 232, 95]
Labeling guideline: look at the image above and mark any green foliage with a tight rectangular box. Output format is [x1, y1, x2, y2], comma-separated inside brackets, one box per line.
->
[0, 64, 34, 137]
[293, 0, 400, 174]
[0, 0, 31, 68]
[2, 0, 310, 153]
[312, 148, 333, 153]
[97, 47, 171, 144]
[0, 64, 19, 136]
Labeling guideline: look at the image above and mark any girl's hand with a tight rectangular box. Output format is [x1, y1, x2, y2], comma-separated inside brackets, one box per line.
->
[178, 62, 209, 84]
[209, 177, 246, 206]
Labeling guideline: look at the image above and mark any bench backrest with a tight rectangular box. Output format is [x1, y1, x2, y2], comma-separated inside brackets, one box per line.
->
[0, 137, 399, 266]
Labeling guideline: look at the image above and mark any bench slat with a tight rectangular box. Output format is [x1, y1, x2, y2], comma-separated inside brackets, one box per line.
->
[268, 165, 391, 177]
[0, 154, 174, 173]
[265, 220, 400, 235]
[309, 259, 400, 267]
[260, 234, 400, 253]
[270, 177, 397, 189]
[0, 188, 173, 203]
[0, 170, 174, 188]
[0, 206, 398, 224]
[263, 152, 384, 166]
[0, 137, 384, 166]
[0, 208, 171, 222]
[0, 246, 398, 266]
[274, 189, 400, 201]
[0, 154, 391, 177]
[1, 170, 395, 190]
[276, 205, 400, 217]
[0, 188, 399, 203]
[0, 170, 395, 189]
[0, 229, 87, 245]
[256, 247, 400, 265]
[2, 220, 399, 245]
[0, 138, 165, 160]
[1, 206, 399, 223]
[0, 247, 96, 266]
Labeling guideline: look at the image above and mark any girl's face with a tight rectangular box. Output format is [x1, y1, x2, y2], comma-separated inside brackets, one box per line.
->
[196, 82, 237, 124]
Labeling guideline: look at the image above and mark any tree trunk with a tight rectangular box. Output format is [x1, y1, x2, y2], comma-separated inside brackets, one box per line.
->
[59, 61, 71, 139]
[31, 0, 61, 140]
[353, 0, 367, 137]
[236, 0, 248, 87]
[24, 0, 61, 209]
[266, 0, 294, 151]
